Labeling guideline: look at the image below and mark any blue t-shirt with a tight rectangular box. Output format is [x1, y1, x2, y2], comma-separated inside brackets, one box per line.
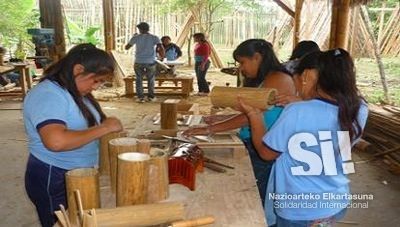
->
[239, 106, 283, 140]
[263, 98, 368, 222]
[128, 33, 161, 64]
[23, 80, 100, 170]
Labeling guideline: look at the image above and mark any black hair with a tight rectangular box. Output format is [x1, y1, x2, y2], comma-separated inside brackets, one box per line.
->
[193, 33, 206, 42]
[161, 36, 171, 42]
[41, 43, 115, 127]
[137, 22, 150, 32]
[289, 40, 320, 60]
[233, 39, 287, 87]
[297, 48, 363, 141]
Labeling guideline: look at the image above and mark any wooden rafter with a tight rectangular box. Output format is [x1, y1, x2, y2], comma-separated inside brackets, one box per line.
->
[272, 0, 295, 18]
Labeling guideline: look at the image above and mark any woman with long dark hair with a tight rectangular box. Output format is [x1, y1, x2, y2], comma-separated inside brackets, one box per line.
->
[238, 48, 368, 226]
[193, 33, 211, 96]
[23, 43, 123, 227]
[184, 39, 295, 206]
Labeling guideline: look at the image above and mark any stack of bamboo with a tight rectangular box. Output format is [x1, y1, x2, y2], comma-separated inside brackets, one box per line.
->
[363, 106, 400, 172]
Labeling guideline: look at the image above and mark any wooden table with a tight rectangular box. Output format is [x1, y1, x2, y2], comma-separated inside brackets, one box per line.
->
[99, 114, 267, 226]
[0, 63, 33, 98]
[124, 75, 194, 98]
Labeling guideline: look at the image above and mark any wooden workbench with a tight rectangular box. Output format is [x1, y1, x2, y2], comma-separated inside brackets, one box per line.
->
[124, 75, 194, 98]
[0, 63, 33, 98]
[99, 114, 267, 226]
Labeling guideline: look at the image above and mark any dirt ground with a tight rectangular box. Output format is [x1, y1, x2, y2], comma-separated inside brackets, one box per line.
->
[0, 68, 399, 227]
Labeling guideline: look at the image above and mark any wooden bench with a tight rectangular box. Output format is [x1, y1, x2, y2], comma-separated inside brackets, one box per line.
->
[124, 75, 194, 98]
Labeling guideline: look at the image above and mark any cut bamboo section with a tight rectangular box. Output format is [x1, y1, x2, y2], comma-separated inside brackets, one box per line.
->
[99, 131, 127, 176]
[117, 152, 150, 207]
[92, 202, 184, 227]
[148, 150, 169, 203]
[160, 99, 180, 130]
[65, 168, 100, 225]
[108, 137, 138, 193]
[210, 86, 276, 110]
[137, 139, 151, 154]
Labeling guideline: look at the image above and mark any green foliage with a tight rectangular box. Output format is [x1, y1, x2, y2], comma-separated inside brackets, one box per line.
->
[0, 0, 38, 56]
[65, 18, 101, 45]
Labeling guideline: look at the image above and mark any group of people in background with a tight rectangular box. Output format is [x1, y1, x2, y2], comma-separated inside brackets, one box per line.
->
[125, 22, 211, 102]
[22, 20, 368, 226]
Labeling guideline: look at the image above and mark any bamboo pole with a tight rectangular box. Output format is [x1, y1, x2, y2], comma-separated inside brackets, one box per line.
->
[272, 0, 295, 18]
[210, 86, 276, 110]
[293, 0, 304, 48]
[147, 150, 169, 203]
[99, 131, 127, 176]
[349, 6, 359, 56]
[93, 202, 184, 226]
[360, 6, 390, 103]
[108, 137, 138, 193]
[137, 139, 151, 154]
[102, 0, 115, 52]
[377, 2, 386, 46]
[65, 168, 100, 225]
[329, 0, 351, 49]
[117, 152, 150, 206]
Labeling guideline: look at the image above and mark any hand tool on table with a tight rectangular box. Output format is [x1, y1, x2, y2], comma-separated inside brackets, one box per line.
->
[204, 162, 227, 173]
[204, 156, 234, 169]
[162, 135, 194, 144]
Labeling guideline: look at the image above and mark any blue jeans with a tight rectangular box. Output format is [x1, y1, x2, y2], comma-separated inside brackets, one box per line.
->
[134, 63, 157, 99]
[243, 138, 274, 207]
[194, 60, 210, 93]
[275, 208, 347, 227]
[25, 154, 68, 227]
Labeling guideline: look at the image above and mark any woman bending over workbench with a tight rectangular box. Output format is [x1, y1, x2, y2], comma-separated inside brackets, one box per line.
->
[23, 43, 123, 227]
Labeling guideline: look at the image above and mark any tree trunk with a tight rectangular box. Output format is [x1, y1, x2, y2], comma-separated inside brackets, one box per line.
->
[360, 6, 390, 103]
[39, 0, 66, 61]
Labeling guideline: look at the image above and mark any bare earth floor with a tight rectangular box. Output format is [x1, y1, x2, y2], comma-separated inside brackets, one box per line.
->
[0, 70, 399, 227]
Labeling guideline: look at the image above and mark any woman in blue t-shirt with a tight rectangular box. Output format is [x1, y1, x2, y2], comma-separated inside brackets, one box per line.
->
[23, 43, 123, 227]
[238, 49, 368, 226]
[183, 39, 296, 206]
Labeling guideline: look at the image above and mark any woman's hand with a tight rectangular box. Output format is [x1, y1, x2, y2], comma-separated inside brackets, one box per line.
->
[102, 117, 123, 133]
[272, 94, 302, 106]
[182, 125, 209, 137]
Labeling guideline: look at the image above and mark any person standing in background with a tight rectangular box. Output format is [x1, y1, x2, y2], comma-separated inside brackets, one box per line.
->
[193, 33, 211, 96]
[125, 22, 165, 103]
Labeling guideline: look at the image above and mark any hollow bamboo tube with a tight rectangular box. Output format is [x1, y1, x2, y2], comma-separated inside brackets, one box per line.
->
[117, 152, 150, 207]
[137, 139, 151, 154]
[170, 216, 215, 227]
[160, 99, 180, 130]
[147, 150, 169, 203]
[210, 86, 276, 110]
[65, 168, 100, 225]
[99, 131, 127, 176]
[92, 202, 184, 226]
[108, 137, 137, 193]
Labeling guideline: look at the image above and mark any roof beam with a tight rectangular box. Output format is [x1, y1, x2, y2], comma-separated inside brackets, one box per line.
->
[272, 0, 295, 18]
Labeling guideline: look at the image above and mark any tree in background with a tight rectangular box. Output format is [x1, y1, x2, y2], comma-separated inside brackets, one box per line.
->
[0, 0, 39, 58]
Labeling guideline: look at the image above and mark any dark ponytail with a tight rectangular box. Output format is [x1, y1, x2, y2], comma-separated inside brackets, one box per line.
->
[41, 43, 115, 127]
[304, 49, 362, 141]
[233, 39, 287, 87]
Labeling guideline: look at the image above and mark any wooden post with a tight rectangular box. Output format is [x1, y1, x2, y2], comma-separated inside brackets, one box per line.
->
[210, 86, 277, 110]
[108, 137, 138, 193]
[38, 0, 66, 61]
[329, 0, 351, 49]
[65, 168, 100, 225]
[147, 150, 169, 203]
[99, 131, 127, 176]
[102, 0, 115, 52]
[160, 99, 180, 130]
[293, 0, 304, 48]
[117, 152, 150, 207]
[360, 6, 390, 103]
